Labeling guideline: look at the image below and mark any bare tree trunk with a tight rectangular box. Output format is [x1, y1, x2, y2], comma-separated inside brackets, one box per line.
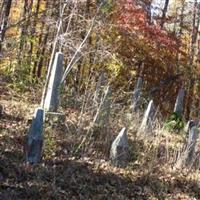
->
[160, 0, 169, 28]
[18, 0, 33, 65]
[27, 0, 41, 70]
[0, 0, 12, 55]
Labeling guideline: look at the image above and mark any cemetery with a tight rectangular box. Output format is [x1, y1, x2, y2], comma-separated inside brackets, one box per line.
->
[1, 0, 200, 199]
[1, 52, 200, 199]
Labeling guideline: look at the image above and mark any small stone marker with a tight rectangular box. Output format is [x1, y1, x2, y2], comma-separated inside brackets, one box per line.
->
[174, 88, 185, 116]
[93, 86, 112, 128]
[44, 52, 64, 112]
[26, 107, 44, 164]
[132, 77, 143, 111]
[139, 100, 155, 133]
[110, 127, 129, 168]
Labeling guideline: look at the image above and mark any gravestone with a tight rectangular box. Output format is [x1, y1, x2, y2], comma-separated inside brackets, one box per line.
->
[110, 127, 129, 168]
[139, 100, 155, 133]
[174, 88, 185, 116]
[175, 121, 199, 169]
[132, 77, 143, 111]
[26, 107, 44, 164]
[44, 52, 64, 112]
[185, 123, 199, 166]
[93, 86, 112, 128]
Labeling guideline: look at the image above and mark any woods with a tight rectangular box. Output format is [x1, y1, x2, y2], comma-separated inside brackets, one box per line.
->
[1, 0, 200, 118]
[1, 0, 200, 199]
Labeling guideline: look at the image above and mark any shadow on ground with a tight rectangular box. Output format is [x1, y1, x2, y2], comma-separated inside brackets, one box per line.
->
[0, 151, 200, 200]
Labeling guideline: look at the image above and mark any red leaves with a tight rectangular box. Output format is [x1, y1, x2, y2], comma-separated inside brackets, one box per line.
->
[114, 0, 181, 53]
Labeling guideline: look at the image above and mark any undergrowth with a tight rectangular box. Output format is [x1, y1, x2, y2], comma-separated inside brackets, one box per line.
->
[0, 77, 200, 200]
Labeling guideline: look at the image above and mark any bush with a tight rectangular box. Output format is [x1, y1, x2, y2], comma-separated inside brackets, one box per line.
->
[164, 112, 184, 133]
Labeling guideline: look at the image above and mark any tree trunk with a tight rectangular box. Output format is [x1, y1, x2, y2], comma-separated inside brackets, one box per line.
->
[160, 0, 169, 28]
[0, 0, 12, 55]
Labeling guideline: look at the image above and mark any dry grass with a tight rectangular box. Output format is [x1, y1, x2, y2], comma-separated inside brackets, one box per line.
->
[0, 77, 200, 199]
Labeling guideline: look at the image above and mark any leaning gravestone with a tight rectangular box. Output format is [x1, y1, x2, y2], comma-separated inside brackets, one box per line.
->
[26, 107, 44, 164]
[132, 77, 143, 111]
[174, 88, 185, 116]
[138, 100, 155, 134]
[93, 86, 112, 128]
[110, 127, 129, 168]
[44, 52, 64, 112]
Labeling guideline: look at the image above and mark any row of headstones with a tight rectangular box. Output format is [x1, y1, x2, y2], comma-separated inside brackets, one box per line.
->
[110, 118, 199, 168]
[110, 78, 199, 168]
[26, 52, 199, 169]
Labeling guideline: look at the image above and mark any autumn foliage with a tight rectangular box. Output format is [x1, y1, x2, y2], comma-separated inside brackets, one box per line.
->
[115, 0, 181, 52]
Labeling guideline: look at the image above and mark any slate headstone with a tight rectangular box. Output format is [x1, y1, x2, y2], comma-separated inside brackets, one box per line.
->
[110, 127, 129, 168]
[26, 107, 44, 164]
[44, 52, 64, 112]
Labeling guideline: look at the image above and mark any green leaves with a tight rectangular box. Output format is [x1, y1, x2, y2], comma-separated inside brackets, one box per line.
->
[164, 112, 184, 133]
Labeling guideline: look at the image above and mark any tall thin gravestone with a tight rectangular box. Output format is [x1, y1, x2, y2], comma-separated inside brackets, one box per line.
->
[44, 52, 64, 112]
[139, 100, 155, 134]
[174, 88, 185, 116]
[132, 77, 143, 111]
[26, 107, 44, 164]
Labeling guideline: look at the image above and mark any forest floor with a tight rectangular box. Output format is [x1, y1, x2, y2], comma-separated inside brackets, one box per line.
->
[0, 74, 200, 200]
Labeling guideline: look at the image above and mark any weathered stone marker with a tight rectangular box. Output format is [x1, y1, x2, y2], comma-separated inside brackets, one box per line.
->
[185, 123, 199, 166]
[174, 88, 185, 116]
[132, 77, 143, 111]
[139, 100, 155, 133]
[44, 52, 64, 112]
[93, 86, 112, 128]
[110, 127, 129, 168]
[175, 120, 199, 169]
[26, 107, 44, 164]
